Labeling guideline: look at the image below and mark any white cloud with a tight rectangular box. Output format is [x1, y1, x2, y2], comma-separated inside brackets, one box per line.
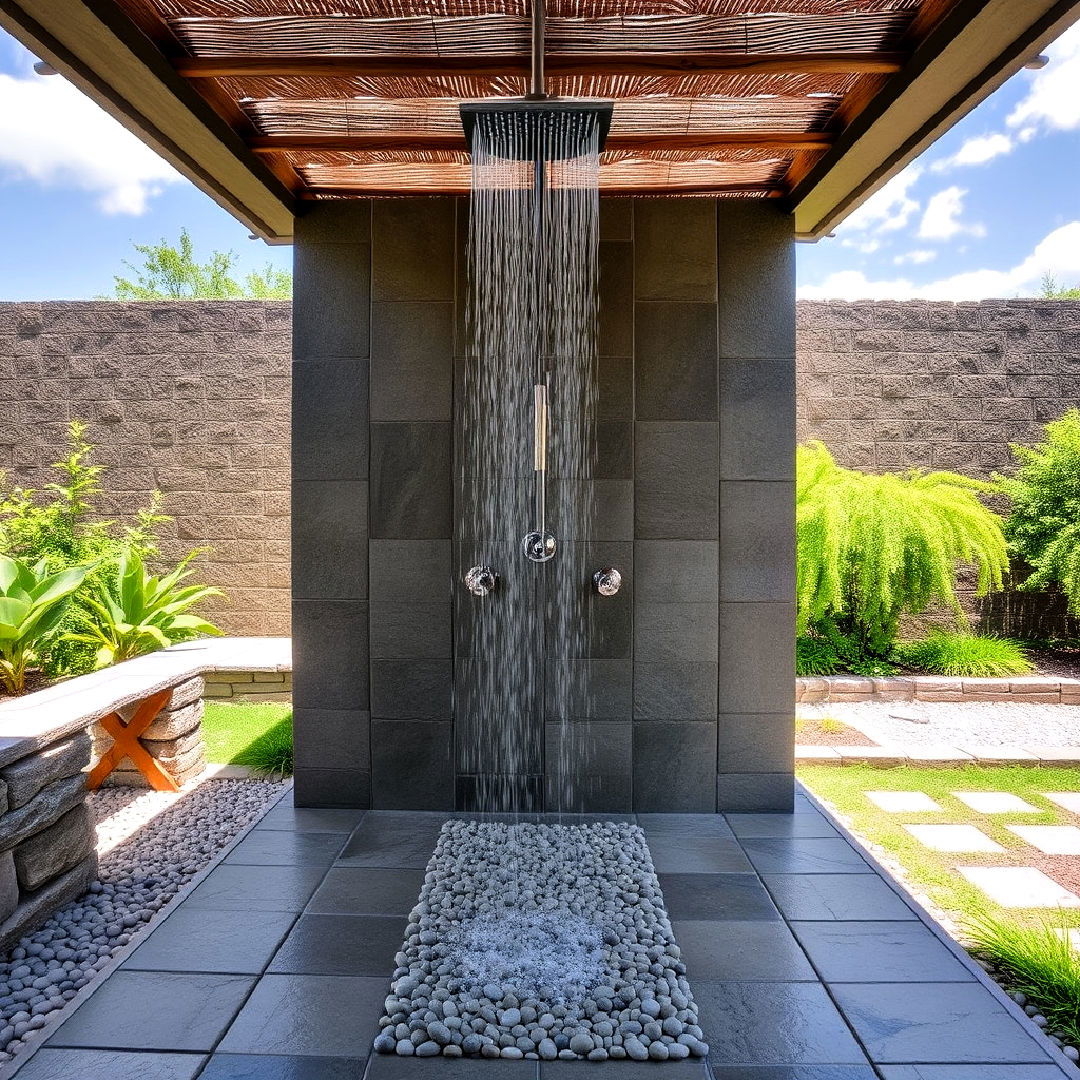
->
[930, 133, 1013, 172]
[893, 249, 937, 266]
[840, 163, 923, 237]
[1008, 23, 1080, 135]
[800, 221, 1080, 301]
[918, 187, 985, 241]
[0, 69, 180, 214]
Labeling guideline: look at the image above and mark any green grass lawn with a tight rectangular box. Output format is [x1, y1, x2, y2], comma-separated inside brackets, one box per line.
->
[203, 702, 293, 774]
[799, 764, 1080, 932]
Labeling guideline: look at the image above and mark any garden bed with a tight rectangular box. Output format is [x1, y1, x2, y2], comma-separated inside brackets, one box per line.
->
[797, 674, 1080, 705]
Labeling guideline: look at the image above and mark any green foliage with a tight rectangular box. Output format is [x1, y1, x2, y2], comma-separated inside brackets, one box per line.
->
[1040, 273, 1080, 300]
[69, 548, 223, 668]
[233, 715, 293, 777]
[897, 631, 1033, 677]
[110, 228, 291, 300]
[796, 635, 841, 676]
[999, 409, 1080, 615]
[0, 556, 88, 694]
[966, 910, 1080, 1047]
[797, 441, 1009, 659]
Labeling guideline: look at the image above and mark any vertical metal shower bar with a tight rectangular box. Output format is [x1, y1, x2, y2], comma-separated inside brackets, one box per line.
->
[528, 0, 545, 100]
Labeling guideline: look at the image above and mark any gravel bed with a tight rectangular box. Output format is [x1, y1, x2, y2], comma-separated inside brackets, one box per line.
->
[374, 820, 709, 1063]
[0, 778, 283, 1066]
[798, 700, 1080, 748]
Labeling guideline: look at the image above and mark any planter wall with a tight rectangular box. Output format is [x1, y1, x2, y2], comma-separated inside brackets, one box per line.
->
[797, 674, 1080, 705]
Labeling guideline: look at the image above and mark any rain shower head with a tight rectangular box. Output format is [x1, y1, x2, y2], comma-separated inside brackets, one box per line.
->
[460, 99, 613, 159]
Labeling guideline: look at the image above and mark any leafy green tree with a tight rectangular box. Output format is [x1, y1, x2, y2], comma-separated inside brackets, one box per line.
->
[1040, 273, 1080, 300]
[797, 441, 1009, 660]
[998, 409, 1080, 613]
[109, 228, 291, 300]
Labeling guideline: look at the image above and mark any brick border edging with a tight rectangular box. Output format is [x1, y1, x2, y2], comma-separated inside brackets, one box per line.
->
[795, 744, 1080, 767]
[798, 675, 1080, 705]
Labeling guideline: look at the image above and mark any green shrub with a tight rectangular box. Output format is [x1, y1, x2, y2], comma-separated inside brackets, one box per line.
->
[796, 635, 841, 676]
[797, 441, 1009, 660]
[999, 409, 1080, 615]
[0, 556, 89, 694]
[70, 549, 222, 668]
[966, 910, 1080, 1047]
[897, 631, 1033, 678]
[233, 715, 293, 777]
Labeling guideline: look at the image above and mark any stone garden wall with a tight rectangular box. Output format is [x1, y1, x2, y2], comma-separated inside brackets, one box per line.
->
[4, 298, 1080, 636]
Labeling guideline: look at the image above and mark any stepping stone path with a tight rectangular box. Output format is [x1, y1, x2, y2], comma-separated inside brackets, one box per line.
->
[866, 791, 942, 812]
[957, 866, 1080, 908]
[901, 824, 1004, 853]
[951, 791, 1040, 814]
[1045, 792, 1080, 814]
[1006, 824, 1080, 854]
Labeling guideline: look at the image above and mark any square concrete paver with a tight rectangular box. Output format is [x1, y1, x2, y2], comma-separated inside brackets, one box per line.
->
[866, 792, 943, 813]
[1044, 792, 1080, 814]
[957, 866, 1080, 908]
[902, 825, 1004, 854]
[951, 792, 1040, 814]
[1007, 825, 1080, 854]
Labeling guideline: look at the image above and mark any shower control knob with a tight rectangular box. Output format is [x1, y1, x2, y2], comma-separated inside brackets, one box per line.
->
[593, 567, 622, 597]
[522, 531, 557, 563]
[464, 565, 498, 597]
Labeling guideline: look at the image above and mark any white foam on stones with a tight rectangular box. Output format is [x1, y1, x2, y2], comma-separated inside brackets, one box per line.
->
[373, 820, 709, 1062]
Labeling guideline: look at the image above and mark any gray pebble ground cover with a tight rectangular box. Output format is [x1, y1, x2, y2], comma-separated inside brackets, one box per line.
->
[0, 778, 282, 1065]
[375, 819, 709, 1062]
[799, 700, 1080, 748]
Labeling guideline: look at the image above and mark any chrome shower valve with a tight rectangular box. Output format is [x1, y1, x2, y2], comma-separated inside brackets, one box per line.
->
[464, 565, 498, 596]
[593, 567, 622, 596]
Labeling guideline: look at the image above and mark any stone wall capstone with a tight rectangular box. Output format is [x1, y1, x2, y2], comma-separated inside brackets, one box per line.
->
[4, 298, 1080, 636]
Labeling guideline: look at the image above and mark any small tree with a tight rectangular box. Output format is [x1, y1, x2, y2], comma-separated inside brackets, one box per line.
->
[998, 409, 1080, 614]
[1040, 273, 1080, 300]
[110, 228, 291, 300]
[797, 441, 1009, 658]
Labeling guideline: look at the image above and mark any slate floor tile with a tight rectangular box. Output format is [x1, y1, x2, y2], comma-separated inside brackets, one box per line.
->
[123, 908, 297, 974]
[658, 873, 781, 921]
[790, 922, 974, 983]
[878, 1067, 1069, 1079]
[673, 920, 816, 981]
[693, 981, 869, 1065]
[200, 1053, 368, 1079]
[710, 1069, 878, 1080]
[268, 913, 407, 976]
[542, 1063, 707, 1080]
[337, 811, 449, 868]
[47, 971, 255, 1052]
[307, 867, 426, 915]
[741, 838, 872, 875]
[832, 982, 1055, 1064]
[225, 829, 346, 867]
[13, 1049, 206, 1080]
[638, 814, 736, 838]
[367, 1057, 538, 1080]
[650, 835, 754, 873]
[256, 807, 367, 833]
[218, 974, 387, 1057]
[726, 813, 840, 839]
[183, 865, 327, 912]
[762, 874, 916, 922]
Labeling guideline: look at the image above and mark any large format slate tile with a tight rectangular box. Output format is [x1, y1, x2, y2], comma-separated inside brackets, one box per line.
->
[337, 811, 448, 867]
[368, 1057, 539, 1080]
[14, 1049, 206, 1080]
[218, 974, 386, 1057]
[225, 829, 346, 867]
[123, 907, 297, 974]
[183, 865, 326, 913]
[638, 813, 735, 838]
[791, 922, 974, 984]
[307, 867, 425, 915]
[201, 1054, 368, 1079]
[649, 835, 754, 874]
[693, 981, 869, 1065]
[726, 812, 840, 839]
[48, 971, 254, 1052]
[256, 807, 366, 834]
[268, 913, 407, 976]
[831, 983, 1054, 1064]
[543, 1062, 708, 1080]
[673, 920, 816, 981]
[762, 874, 917, 922]
[710, 1069, 878, 1080]
[878, 1068, 1069, 1079]
[741, 838, 872, 875]
[658, 873, 780, 921]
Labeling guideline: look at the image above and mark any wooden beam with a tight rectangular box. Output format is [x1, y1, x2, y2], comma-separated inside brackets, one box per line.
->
[249, 132, 833, 154]
[300, 184, 784, 198]
[174, 51, 905, 80]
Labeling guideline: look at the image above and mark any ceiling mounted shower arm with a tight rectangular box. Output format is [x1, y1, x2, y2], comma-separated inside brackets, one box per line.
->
[527, 0, 546, 100]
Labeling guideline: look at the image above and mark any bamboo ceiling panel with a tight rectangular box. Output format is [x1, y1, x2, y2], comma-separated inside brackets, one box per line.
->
[113, 0, 953, 196]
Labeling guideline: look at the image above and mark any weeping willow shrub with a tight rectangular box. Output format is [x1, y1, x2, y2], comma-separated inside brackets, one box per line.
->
[998, 409, 1080, 615]
[796, 442, 1009, 657]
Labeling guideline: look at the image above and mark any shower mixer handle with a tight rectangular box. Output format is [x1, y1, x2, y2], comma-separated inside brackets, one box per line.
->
[464, 565, 498, 597]
[593, 567, 622, 597]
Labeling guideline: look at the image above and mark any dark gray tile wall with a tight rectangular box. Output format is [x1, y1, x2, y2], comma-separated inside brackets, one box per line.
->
[292, 197, 795, 811]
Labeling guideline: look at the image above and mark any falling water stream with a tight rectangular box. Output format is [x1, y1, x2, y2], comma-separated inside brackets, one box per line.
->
[460, 107, 602, 813]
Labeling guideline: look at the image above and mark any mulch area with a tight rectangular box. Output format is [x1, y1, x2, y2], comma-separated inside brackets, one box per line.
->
[795, 719, 877, 746]
[1028, 644, 1080, 680]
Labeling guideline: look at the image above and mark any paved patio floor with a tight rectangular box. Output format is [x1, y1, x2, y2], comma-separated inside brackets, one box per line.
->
[9, 788, 1077, 1080]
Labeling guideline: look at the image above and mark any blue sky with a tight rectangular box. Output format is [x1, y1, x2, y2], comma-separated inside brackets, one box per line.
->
[0, 23, 1078, 301]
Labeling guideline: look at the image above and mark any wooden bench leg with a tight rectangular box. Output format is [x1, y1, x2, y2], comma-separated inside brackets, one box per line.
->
[86, 689, 179, 793]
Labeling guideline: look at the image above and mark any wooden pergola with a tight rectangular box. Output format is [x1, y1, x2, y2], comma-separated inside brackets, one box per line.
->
[1, 0, 1077, 239]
